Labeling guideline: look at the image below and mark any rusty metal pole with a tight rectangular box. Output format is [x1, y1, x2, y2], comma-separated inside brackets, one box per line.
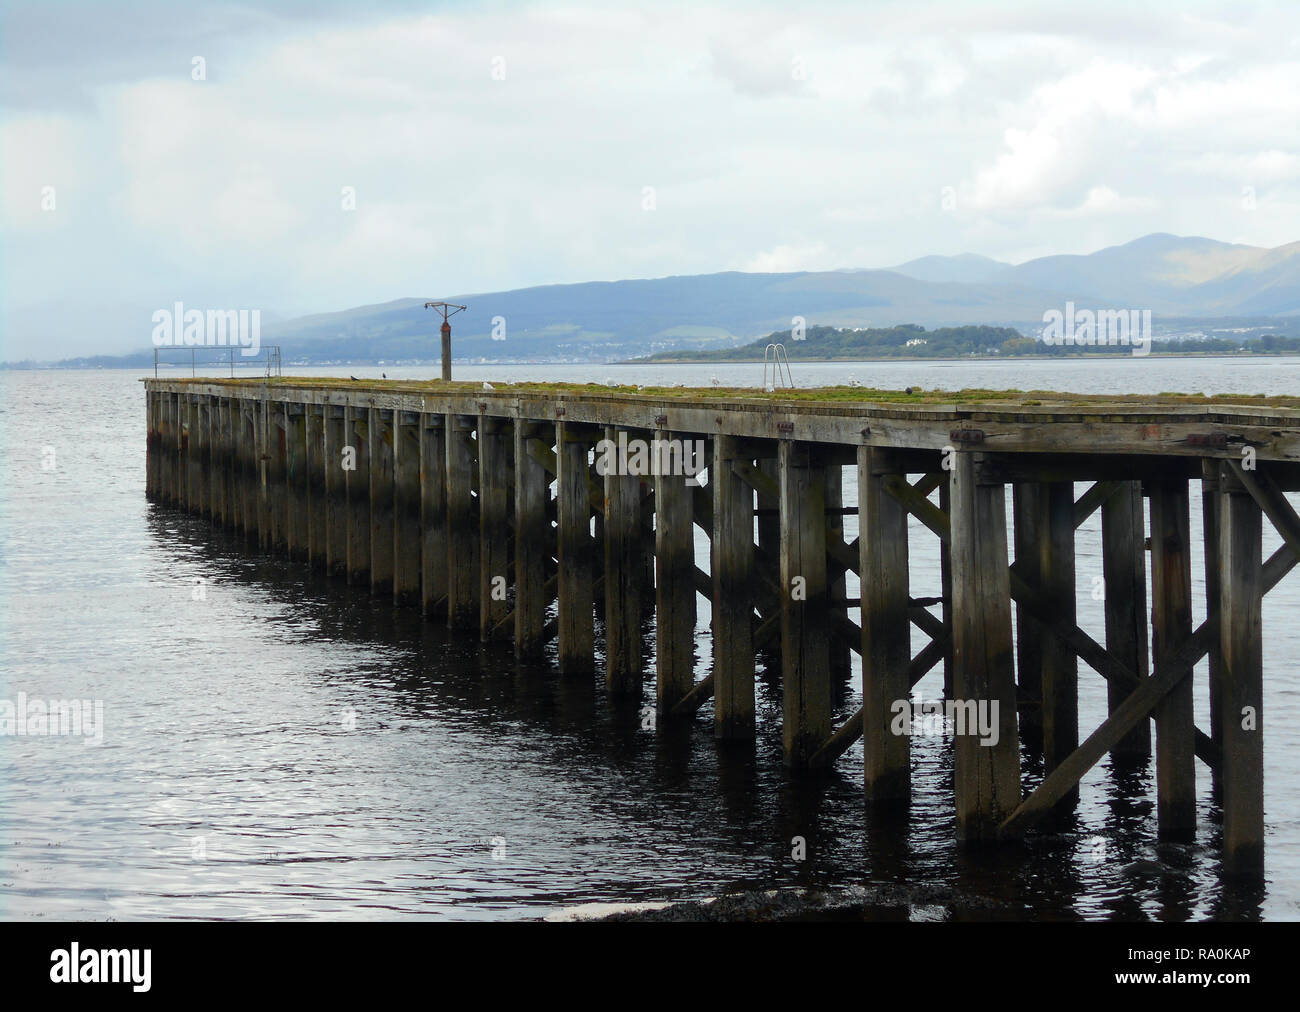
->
[425, 302, 467, 383]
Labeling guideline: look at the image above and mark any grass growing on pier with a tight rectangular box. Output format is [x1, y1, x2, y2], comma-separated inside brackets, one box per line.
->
[159, 375, 1300, 411]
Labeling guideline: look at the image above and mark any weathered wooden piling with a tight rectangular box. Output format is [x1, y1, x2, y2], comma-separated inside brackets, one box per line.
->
[323, 405, 348, 575]
[240, 401, 258, 543]
[1037, 482, 1078, 801]
[1201, 459, 1224, 790]
[711, 434, 755, 737]
[556, 421, 595, 676]
[478, 416, 511, 641]
[287, 405, 309, 560]
[779, 440, 831, 768]
[1013, 483, 1045, 754]
[445, 415, 480, 630]
[1150, 479, 1197, 841]
[267, 403, 287, 552]
[208, 397, 226, 527]
[1218, 463, 1264, 874]
[604, 427, 645, 695]
[1101, 480, 1151, 757]
[144, 377, 1300, 874]
[420, 414, 448, 617]
[393, 412, 421, 606]
[345, 406, 371, 586]
[305, 405, 326, 568]
[655, 431, 697, 711]
[824, 462, 852, 688]
[367, 408, 395, 596]
[858, 446, 910, 800]
[949, 451, 1020, 842]
[512, 421, 550, 659]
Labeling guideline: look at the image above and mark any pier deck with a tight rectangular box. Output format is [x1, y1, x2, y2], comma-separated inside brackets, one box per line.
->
[143, 377, 1300, 875]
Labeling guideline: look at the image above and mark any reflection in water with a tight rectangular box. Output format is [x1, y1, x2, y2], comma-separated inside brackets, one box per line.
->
[89, 506, 1249, 919]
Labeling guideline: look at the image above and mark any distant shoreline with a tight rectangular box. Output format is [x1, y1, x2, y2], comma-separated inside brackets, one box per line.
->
[623, 350, 1300, 365]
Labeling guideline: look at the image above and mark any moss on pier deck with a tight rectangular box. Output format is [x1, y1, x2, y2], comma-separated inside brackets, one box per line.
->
[156, 376, 1300, 411]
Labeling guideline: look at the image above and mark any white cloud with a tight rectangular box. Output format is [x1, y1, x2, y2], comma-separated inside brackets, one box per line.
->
[2, 0, 1298, 358]
[740, 243, 831, 273]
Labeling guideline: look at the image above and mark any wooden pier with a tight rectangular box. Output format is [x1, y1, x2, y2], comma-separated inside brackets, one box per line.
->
[143, 377, 1300, 875]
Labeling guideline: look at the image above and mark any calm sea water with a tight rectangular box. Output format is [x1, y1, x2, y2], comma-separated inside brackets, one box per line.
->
[1, 356, 1298, 921]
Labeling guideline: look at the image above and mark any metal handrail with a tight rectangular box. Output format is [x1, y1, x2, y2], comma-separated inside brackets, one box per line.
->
[763, 342, 793, 391]
[153, 345, 282, 378]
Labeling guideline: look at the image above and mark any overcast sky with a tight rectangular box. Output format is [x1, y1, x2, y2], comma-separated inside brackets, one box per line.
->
[3, 0, 1298, 358]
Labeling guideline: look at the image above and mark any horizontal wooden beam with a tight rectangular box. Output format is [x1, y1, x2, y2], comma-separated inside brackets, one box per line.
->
[146, 379, 1300, 464]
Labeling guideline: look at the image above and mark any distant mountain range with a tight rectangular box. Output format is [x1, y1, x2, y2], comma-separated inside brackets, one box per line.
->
[12, 233, 1300, 367]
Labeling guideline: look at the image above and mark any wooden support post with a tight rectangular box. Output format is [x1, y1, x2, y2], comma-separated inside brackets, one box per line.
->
[779, 441, 831, 768]
[254, 400, 271, 550]
[758, 456, 780, 555]
[445, 415, 480, 630]
[203, 397, 215, 520]
[639, 481, 656, 609]
[1201, 460, 1224, 787]
[514, 421, 551, 658]
[200, 397, 212, 519]
[173, 394, 186, 507]
[226, 401, 240, 533]
[145, 392, 158, 500]
[166, 392, 176, 504]
[949, 452, 1021, 842]
[859, 447, 911, 800]
[604, 427, 645, 695]
[268, 404, 288, 551]
[208, 397, 226, 526]
[1219, 467, 1264, 875]
[323, 406, 348, 576]
[305, 406, 326, 569]
[368, 408, 395, 596]
[203, 397, 217, 522]
[153, 393, 167, 503]
[825, 462, 852, 687]
[393, 413, 421, 606]
[1102, 480, 1151, 757]
[1039, 482, 1078, 799]
[178, 395, 190, 511]
[419, 414, 448, 617]
[712, 435, 755, 738]
[165, 392, 175, 503]
[345, 406, 371, 586]
[185, 395, 201, 513]
[186, 396, 199, 515]
[1012, 483, 1044, 754]
[939, 479, 954, 700]
[557, 422, 595, 675]
[1150, 479, 1196, 840]
[240, 402, 258, 543]
[655, 432, 697, 710]
[222, 399, 238, 529]
[286, 406, 309, 561]
[479, 416, 511, 640]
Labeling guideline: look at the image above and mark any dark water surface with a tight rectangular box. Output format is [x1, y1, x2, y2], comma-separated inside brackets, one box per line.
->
[2, 359, 1298, 920]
